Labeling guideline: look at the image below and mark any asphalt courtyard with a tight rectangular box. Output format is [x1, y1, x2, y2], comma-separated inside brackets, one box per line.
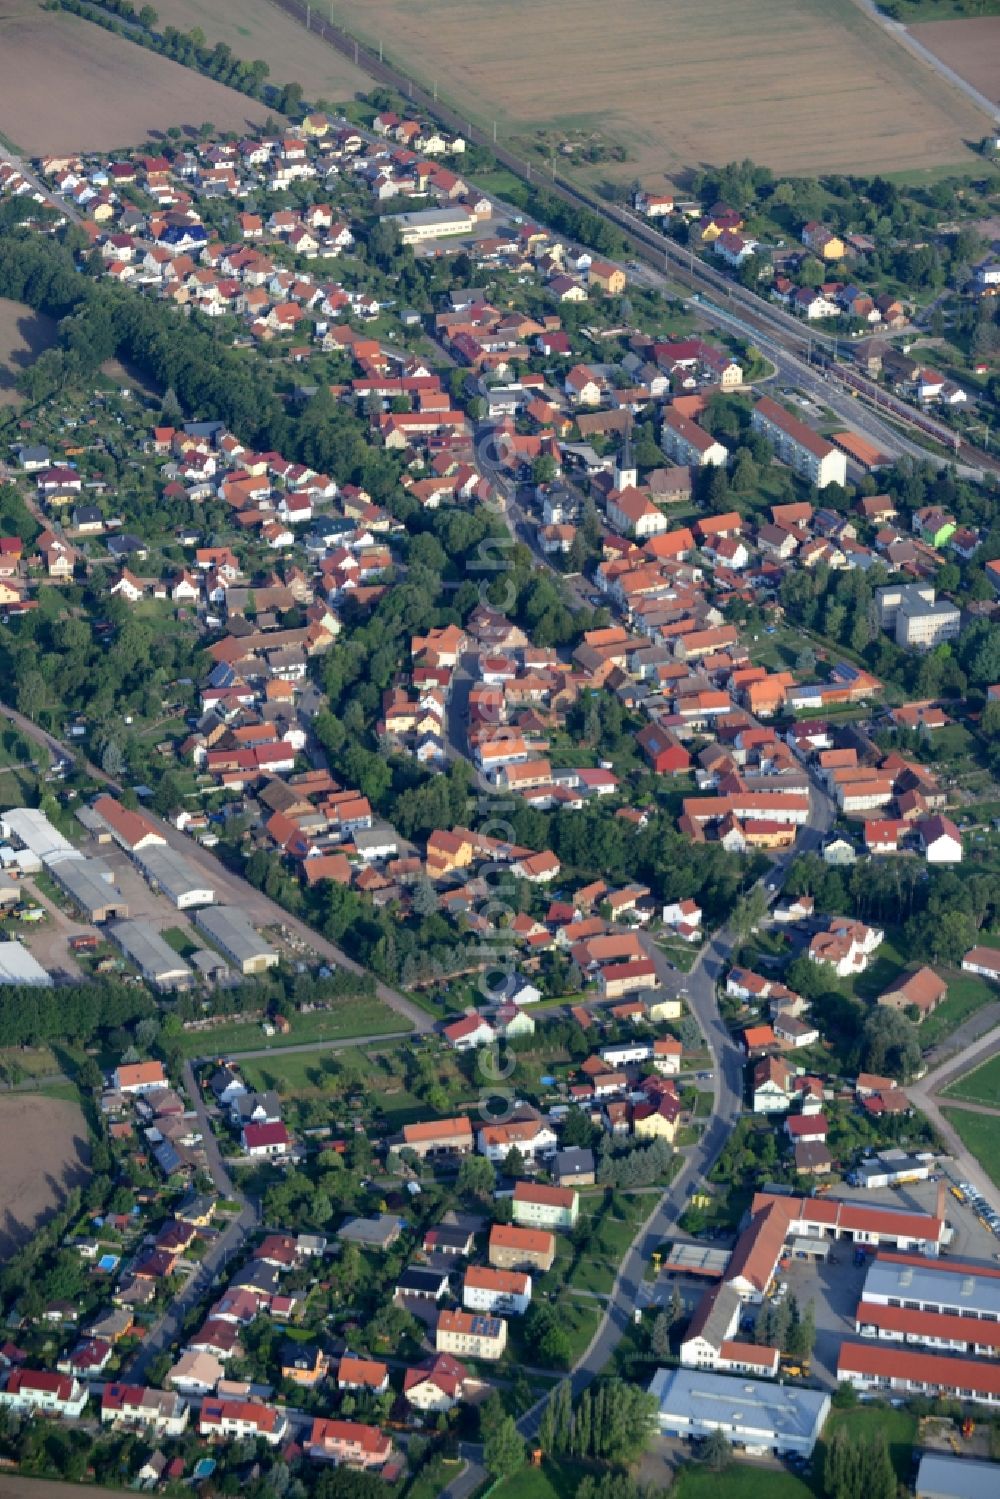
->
[753, 1177, 1000, 1387]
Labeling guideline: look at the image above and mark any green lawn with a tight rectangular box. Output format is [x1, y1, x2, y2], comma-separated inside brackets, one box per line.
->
[673, 1466, 815, 1499]
[162, 926, 199, 960]
[816, 1405, 916, 1487]
[174, 1000, 411, 1059]
[942, 1106, 1000, 1190]
[942, 1052, 1000, 1106]
[489, 1459, 594, 1499]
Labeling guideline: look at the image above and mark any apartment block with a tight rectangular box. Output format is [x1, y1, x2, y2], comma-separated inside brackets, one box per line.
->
[751, 395, 847, 489]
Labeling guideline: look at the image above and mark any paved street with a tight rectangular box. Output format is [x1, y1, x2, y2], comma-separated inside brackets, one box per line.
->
[125, 1058, 256, 1384]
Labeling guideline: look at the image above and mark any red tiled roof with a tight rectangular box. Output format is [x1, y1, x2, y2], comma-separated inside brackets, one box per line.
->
[837, 1341, 1000, 1398]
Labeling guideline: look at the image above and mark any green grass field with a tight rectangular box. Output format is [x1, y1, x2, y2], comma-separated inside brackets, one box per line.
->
[489, 1460, 593, 1499]
[174, 1000, 411, 1059]
[942, 1051, 1000, 1106]
[673, 1466, 815, 1499]
[551, 1192, 655, 1296]
[0, 1045, 61, 1080]
[942, 1106, 1000, 1189]
[816, 1405, 916, 1486]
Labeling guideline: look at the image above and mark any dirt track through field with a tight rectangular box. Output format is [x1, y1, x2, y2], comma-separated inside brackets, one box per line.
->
[0, 1093, 90, 1258]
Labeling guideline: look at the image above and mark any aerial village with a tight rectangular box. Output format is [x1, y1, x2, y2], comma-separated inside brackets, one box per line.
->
[0, 89, 999, 1499]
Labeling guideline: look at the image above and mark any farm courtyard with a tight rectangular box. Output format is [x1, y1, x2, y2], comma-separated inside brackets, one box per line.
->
[330, 0, 991, 178]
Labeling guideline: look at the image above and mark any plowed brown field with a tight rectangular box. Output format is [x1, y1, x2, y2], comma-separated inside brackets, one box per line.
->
[328, 0, 990, 178]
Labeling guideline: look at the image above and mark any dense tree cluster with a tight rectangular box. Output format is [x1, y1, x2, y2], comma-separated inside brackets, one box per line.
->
[537, 1378, 658, 1461]
[0, 977, 153, 1049]
[823, 1426, 896, 1499]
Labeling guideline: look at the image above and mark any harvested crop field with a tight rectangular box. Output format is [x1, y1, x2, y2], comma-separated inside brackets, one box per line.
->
[153, 0, 373, 103]
[329, 0, 990, 177]
[0, 0, 273, 155]
[910, 17, 1000, 104]
[0, 1482, 124, 1499]
[0, 298, 57, 407]
[0, 1092, 90, 1257]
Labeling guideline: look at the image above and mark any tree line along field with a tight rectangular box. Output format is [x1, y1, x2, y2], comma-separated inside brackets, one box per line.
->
[328, 0, 990, 178]
[152, 0, 373, 105]
[0, 0, 273, 154]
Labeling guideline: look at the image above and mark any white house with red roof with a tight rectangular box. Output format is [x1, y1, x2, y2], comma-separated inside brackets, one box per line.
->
[662, 897, 702, 940]
[200, 1397, 288, 1445]
[442, 1012, 496, 1051]
[241, 1121, 291, 1157]
[0, 1369, 88, 1418]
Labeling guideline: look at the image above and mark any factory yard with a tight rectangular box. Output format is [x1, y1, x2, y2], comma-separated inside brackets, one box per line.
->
[0, 1093, 90, 1258]
[0, 0, 272, 154]
[328, 0, 990, 177]
[763, 1176, 1000, 1388]
[910, 16, 1000, 103]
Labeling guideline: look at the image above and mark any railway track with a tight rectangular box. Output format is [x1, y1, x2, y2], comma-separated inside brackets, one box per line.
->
[269, 0, 996, 474]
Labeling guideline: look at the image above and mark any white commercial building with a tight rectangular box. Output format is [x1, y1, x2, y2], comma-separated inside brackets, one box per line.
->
[859, 1254, 1000, 1322]
[389, 207, 474, 244]
[0, 807, 75, 867]
[0, 939, 52, 987]
[916, 1454, 1000, 1499]
[648, 1366, 830, 1457]
[135, 844, 215, 909]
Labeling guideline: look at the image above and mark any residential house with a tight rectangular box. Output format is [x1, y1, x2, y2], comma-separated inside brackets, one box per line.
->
[436, 1309, 507, 1361]
[512, 1181, 579, 1230]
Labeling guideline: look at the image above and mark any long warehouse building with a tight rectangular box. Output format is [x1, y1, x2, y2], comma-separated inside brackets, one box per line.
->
[193, 906, 277, 975]
[837, 1342, 1000, 1407]
[0, 940, 52, 987]
[47, 855, 128, 924]
[109, 920, 191, 992]
[135, 844, 215, 910]
[0, 807, 76, 869]
[859, 1251, 1000, 1322]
